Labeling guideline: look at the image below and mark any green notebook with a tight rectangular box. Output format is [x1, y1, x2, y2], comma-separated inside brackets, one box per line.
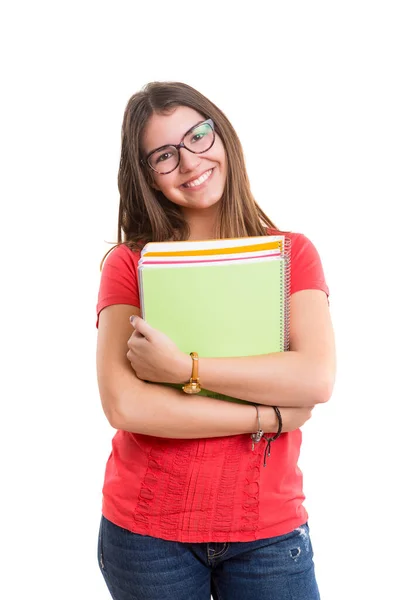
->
[139, 253, 290, 403]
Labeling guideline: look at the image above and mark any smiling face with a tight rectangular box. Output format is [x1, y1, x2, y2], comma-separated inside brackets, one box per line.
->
[141, 106, 227, 217]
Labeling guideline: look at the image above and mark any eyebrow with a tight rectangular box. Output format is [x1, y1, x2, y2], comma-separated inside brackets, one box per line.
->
[145, 119, 206, 158]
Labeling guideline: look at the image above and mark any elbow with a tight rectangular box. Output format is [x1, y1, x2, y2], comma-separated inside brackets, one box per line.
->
[100, 393, 132, 431]
[108, 401, 139, 432]
[313, 371, 336, 404]
[101, 398, 121, 430]
[108, 409, 124, 431]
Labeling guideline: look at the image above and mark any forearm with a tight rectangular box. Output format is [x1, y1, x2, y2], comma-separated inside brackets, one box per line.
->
[186, 351, 334, 407]
[112, 379, 279, 438]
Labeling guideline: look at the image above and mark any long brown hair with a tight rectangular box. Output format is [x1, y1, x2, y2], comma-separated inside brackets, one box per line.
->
[105, 81, 277, 263]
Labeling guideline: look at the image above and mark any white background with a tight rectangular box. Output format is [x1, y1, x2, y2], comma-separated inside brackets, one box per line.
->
[1, 1, 399, 599]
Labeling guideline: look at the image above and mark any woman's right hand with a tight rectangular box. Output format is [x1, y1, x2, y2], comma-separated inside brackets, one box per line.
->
[261, 406, 314, 433]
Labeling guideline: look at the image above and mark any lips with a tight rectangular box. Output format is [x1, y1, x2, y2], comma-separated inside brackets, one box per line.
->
[181, 168, 213, 188]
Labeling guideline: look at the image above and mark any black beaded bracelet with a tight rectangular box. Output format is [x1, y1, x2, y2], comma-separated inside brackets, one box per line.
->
[262, 407, 283, 467]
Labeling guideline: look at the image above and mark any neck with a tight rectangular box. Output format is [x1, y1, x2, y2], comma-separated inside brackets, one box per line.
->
[182, 204, 220, 241]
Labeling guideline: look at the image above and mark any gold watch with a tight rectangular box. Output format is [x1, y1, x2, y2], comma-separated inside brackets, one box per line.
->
[182, 352, 202, 394]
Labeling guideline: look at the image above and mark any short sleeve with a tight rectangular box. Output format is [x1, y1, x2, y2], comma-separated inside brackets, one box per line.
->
[96, 244, 141, 327]
[289, 233, 329, 297]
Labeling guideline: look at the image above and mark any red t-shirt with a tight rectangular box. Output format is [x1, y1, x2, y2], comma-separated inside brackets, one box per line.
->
[96, 229, 329, 542]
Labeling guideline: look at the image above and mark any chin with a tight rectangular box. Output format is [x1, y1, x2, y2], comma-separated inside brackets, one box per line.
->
[188, 196, 222, 210]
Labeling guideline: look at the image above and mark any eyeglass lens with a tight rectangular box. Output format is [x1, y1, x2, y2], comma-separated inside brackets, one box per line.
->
[148, 122, 214, 174]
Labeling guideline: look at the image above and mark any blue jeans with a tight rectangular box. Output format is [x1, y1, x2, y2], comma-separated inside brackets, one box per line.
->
[98, 516, 320, 599]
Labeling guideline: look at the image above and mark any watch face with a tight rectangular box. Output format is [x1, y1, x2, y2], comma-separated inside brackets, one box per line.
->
[183, 381, 201, 394]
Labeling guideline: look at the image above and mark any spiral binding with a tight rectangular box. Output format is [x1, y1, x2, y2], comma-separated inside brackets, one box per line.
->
[280, 237, 291, 351]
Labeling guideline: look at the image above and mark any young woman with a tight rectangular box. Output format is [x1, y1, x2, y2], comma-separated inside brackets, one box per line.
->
[96, 81, 336, 600]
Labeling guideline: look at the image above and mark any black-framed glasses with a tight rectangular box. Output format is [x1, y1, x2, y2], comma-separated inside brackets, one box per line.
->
[143, 118, 215, 175]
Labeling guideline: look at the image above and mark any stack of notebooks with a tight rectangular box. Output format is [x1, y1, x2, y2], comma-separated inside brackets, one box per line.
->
[138, 235, 291, 403]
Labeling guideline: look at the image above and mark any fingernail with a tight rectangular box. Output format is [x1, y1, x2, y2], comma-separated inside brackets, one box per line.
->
[130, 316, 136, 324]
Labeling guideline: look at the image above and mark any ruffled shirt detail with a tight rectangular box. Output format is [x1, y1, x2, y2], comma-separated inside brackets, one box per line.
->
[101, 431, 307, 542]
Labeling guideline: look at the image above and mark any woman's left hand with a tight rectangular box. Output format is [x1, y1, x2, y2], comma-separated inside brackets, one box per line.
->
[127, 316, 191, 384]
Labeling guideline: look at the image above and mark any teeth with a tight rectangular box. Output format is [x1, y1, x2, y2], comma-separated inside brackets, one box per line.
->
[184, 169, 212, 188]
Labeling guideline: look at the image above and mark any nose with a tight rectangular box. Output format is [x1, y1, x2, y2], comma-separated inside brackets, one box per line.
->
[179, 148, 201, 173]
